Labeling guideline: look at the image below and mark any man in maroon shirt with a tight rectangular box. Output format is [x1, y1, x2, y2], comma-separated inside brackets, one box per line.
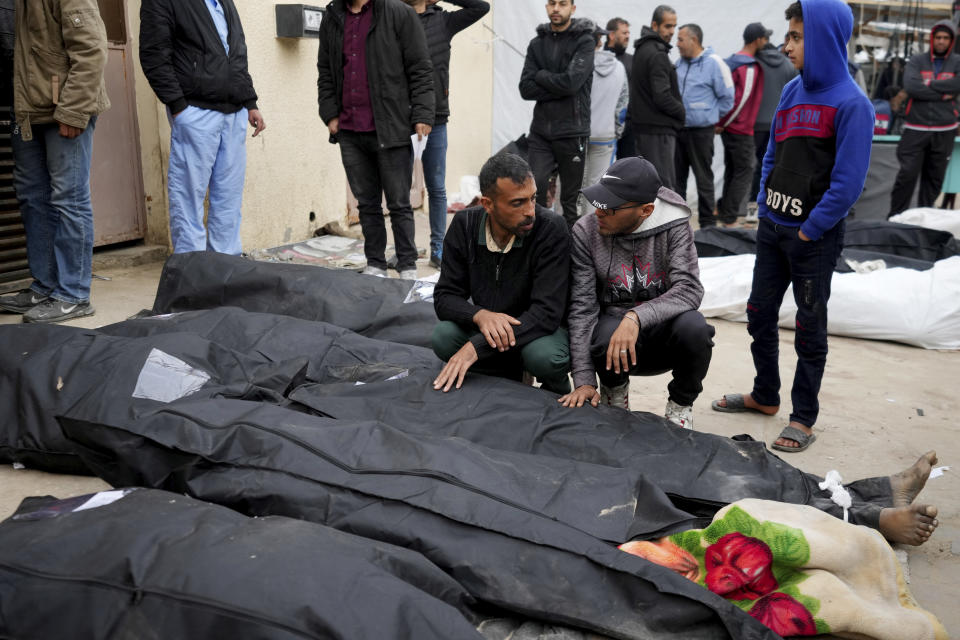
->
[317, 0, 435, 280]
[716, 23, 768, 227]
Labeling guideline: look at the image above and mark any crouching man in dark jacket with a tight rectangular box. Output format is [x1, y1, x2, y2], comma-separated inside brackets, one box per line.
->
[560, 157, 715, 430]
[432, 153, 572, 394]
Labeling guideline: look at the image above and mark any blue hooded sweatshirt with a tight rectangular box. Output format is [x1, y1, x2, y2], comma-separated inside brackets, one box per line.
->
[675, 46, 735, 128]
[757, 0, 875, 241]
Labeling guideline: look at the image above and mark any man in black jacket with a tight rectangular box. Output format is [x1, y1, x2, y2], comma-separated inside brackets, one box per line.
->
[889, 21, 960, 216]
[432, 153, 571, 394]
[519, 0, 595, 227]
[317, 0, 434, 280]
[404, 0, 489, 269]
[140, 0, 266, 256]
[605, 17, 636, 159]
[630, 4, 684, 189]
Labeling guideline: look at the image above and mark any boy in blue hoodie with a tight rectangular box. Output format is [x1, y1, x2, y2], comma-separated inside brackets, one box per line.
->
[712, 0, 874, 453]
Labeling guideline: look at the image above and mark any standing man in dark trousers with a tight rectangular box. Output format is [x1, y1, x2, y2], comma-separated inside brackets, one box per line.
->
[889, 21, 960, 216]
[519, 0, 595, 227]
[605, 17, 635, 159]
[713, 0, 874, 453]
[140, 0, 267, 257]
[630, 5, 684, 189]
[715, 23, 767, 227]
[750, 40, 798, 219]
[404, 0, 489, 269]
[0, 0, 109, 323]
[674, 24, 734, 228]
[317, 0, 435, 280]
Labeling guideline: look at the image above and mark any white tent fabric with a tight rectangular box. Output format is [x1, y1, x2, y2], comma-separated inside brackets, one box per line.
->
[698, 255, 960, 350]
[889, 208, 960, 239]
[492, 2, 788, 153]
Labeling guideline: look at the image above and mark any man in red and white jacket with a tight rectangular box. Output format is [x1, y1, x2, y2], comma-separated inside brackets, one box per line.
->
[889, 20, 960, 216]
[716, 23, 768, 226]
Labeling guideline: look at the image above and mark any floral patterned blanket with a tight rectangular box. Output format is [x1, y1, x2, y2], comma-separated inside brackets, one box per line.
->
[620, 499, 946, 639]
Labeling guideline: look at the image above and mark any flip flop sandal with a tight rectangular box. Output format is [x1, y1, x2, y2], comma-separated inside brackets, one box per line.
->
[771, 426, 817, 453]
[711, 393, 779, 414]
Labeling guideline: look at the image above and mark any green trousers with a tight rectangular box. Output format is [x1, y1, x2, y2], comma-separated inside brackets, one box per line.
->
[431, 321, 572, 394]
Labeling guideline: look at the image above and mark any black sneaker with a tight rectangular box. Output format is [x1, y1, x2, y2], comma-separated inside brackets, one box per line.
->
[429, 254, 442, 270]
[0, 289, 49, 314]
[22, 299, 95, 324]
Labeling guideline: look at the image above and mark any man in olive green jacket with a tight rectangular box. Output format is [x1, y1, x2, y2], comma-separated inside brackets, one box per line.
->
[0, 0, 110, 323]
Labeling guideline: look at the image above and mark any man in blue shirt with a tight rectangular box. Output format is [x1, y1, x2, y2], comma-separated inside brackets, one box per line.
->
[140, 0, 266, 255]
[674, 23, 734, 228]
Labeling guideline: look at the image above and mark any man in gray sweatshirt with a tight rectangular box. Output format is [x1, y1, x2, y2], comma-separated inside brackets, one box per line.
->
[576, 28, 629, 219]
[560, 157, 715, 429]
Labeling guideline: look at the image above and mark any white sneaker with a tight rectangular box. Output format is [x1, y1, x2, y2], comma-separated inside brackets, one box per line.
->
[362, 266, 388, 278]
[599, 381, 630, 410]
[398, 269, 418, 281]
[665, 399, 694, 429]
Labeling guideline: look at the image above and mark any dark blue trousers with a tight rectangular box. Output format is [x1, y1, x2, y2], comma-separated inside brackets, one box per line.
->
[747, 217, 845, 428]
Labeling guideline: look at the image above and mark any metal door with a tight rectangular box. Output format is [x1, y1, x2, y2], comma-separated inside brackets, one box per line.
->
[91, 0, 146, 246]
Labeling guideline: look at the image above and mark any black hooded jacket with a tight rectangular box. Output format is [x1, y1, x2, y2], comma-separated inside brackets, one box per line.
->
[903, 20, 960, 130]
[519, 18, 596, 139]
[628, 25, 684, 134]
[418, 0, 489, 126]
[140, 0, 258, 115]
[317, 0, 435, 148]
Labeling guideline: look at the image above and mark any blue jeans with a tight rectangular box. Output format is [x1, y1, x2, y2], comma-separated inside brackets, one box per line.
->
[421, 123, 448, 259]
[748, 217, 845, 428]
[12, 118, 97, 304]
[167, 106, 247, 255]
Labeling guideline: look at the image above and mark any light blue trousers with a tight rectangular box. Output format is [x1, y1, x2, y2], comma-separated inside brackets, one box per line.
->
[167, 106, 247, 255]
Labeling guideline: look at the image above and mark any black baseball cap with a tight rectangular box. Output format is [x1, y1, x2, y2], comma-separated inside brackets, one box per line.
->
[580, 157, 662, 210]
[743, 22, 773, 43]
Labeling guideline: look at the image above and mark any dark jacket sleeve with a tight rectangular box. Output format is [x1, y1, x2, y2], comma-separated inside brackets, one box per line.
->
[400, 6, 436, 126]
[434, 213, 484, 325]
[519, 39, 557, 102]
[534, 32, 594, 97]
[442, 0, 489, 36]
[470, 216, 570, 359]
[231, 13, 259, 111]
[904, 55, 945, 101]
[316, 18, 339, 124]
[567, 222, 600, 389]
[139, 0, 187, 114]
[928, 56, 960, 93]
[648, 52, 685, 122]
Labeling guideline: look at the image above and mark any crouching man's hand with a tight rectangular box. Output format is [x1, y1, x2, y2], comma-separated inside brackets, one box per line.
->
[433, 341, 479, 392]
[558, 385, 600, 408]
[473, 309, 521, 352]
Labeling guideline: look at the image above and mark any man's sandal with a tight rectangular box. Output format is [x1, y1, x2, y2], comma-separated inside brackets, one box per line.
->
[771, 426, 817, 453]
[710, 393, 778, 415]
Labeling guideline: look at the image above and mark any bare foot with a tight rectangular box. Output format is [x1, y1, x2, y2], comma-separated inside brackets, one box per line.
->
[773, 421, 813, 449]
[715, 393, 779, 415]
[878, 503, 939, 546]
[890, 451, 938, 507]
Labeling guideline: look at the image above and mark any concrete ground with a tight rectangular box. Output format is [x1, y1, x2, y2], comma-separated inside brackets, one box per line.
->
[1, 211, 957, 636]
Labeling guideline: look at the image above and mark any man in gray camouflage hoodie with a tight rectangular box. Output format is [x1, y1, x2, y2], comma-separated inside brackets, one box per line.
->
[559, 157, 714, 429]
